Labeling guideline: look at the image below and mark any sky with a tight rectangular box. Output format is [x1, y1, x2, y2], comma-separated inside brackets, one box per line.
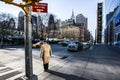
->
[0, 0, 104, 38]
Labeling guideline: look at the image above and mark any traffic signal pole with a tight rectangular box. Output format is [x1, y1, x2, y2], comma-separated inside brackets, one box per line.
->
[24, 7, 38, 80]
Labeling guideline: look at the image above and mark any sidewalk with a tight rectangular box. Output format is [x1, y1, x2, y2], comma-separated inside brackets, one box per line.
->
[0, 48, 73, 80]
[0, 51, 88, 80]
[37, 55, 120, 80]
[37, 56, 87, 80]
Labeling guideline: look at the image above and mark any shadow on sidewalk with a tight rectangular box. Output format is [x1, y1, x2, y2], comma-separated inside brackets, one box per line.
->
[47, 70, 91, 80]
[107, 45, 120, 54]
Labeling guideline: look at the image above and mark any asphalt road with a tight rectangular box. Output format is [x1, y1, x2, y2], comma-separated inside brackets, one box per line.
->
[0, 44, 120, 80]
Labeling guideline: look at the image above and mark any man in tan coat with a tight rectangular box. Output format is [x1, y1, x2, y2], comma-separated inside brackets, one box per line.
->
[40, 41, 52, 72]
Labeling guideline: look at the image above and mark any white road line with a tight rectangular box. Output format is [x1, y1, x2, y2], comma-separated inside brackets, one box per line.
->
[6, 72, 25, 80]
[0, 66, 8, 70]
[0, 67, 22, 77]
[89, 45, 93, 50]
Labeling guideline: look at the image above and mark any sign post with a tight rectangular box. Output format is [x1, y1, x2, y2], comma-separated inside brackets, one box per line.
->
[24, 7, 38, 80]
[32, 2, 48, 40]
[32, 3, 48, 13]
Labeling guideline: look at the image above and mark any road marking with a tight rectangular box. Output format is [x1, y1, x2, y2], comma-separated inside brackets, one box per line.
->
[0, 67, 22, 77]
[0, 67, 8, 70]
[5, 48, 17, 50]
[89, 45, 93, 50]
[6, 72, 25, 80]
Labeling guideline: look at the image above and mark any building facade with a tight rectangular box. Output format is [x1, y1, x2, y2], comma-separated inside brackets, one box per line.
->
[114, 5, 120, 42]
[96, 3, 103, 43]
[59, 12, 91, 41]
[76, 14, 88, 29]
[105, 0, 120, 44]
[64, 10, 75, 26]
[59, 26, 80, 41]
[75, 13, 90, 42]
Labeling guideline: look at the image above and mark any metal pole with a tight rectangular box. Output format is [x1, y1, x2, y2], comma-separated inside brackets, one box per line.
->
[24, 7, 38, 80]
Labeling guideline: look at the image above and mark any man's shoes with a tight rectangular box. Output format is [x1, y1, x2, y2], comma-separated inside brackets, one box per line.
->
[44, 69, 48, 72]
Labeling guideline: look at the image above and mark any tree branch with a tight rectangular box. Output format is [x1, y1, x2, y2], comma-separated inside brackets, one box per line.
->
[0, 0, 36, 15]
[0, 0, 34, 7]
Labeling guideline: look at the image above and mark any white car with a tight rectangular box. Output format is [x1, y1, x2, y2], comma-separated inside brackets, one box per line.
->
[67, 41, 83, 51]
[61, 40, 69, 46]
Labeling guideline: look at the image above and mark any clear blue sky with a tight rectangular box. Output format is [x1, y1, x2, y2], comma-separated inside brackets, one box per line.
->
[0, 0, 103, 38]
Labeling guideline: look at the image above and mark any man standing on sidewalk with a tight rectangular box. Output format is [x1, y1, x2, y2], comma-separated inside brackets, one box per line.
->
[40, 41, 52, 72]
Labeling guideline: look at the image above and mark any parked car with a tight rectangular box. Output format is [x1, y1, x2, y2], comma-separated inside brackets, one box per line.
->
[114, 41, 120, 47]
[61, 40, 69, 46]
[67, 41, 83, 51]
[32, 41, 44, 48]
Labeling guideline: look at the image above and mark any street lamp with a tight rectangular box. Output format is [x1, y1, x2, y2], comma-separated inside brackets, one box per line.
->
[0, 0, 41, 80]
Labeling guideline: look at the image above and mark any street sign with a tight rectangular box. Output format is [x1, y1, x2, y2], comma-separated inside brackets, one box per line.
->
[32, 3, 48, 13]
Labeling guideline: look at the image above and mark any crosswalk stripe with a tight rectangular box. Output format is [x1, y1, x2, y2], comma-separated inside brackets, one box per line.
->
[0, 67, 22, 77]
[89, 45, 93, 50]
[0, 67, 8, 70]
[6, 72, 25, 80]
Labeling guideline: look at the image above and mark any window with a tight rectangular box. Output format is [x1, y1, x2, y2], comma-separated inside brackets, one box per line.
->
[117, 33, 120, 41]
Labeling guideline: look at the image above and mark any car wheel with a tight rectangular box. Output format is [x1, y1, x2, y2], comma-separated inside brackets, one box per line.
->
[76, 48, 79, 52]
[67, 49, 70, 51]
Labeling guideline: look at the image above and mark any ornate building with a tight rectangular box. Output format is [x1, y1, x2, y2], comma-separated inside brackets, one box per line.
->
[76, 14, 88, 29]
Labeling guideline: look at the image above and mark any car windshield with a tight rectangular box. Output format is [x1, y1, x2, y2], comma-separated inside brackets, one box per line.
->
[69, 42, 78, 44]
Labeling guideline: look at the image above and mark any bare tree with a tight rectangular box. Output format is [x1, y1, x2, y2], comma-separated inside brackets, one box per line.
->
[18, 11, 24, 31]
[47, 14, 57, 39]
[38, 15, 44, 40]
[31, 15, 38, 40]
[0, 13, 14, 47]
[48, 14, 54, 38]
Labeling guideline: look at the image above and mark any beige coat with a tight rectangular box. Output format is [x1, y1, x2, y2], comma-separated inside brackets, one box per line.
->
[40, 43, 52, 64]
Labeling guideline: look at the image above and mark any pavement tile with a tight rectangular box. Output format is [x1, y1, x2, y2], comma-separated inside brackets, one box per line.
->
[83, 69, 120, 80]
